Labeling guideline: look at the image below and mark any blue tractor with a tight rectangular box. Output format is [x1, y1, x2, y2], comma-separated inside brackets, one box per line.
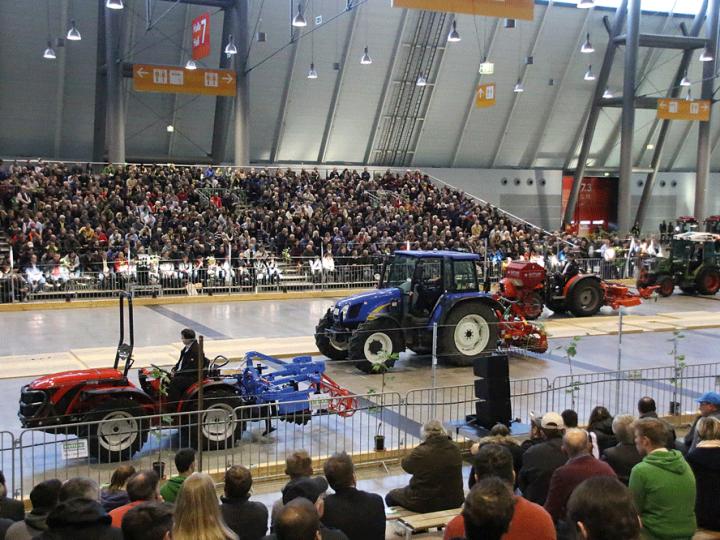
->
[315, 250, 504, 373]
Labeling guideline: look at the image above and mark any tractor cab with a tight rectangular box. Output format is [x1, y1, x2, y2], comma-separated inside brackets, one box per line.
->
[673, 216, 699, 234]
[705, 216, 720, 235]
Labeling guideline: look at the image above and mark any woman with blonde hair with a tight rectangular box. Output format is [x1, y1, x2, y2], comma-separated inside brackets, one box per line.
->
[173, 472, 238, 540]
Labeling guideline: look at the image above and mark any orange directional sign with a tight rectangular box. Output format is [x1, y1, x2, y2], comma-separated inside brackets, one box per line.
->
[392, 0, 533, 21]
[657, 98, 711, 121]
[475, 83, 496, 109]
[132, 64, 236, 97]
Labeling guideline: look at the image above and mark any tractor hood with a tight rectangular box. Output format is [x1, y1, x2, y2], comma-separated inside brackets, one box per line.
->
[28, 368, 125, 390]
[333, 288, 402, 324]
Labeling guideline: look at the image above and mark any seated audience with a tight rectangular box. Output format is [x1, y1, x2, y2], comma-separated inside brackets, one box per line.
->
[160, 448, 195, 503]
[544, 429, 616, 527]
[385, 419, 464, 513]
[279, 477, 347, 540]
[271, 450, 328, 526]
[6, 479, 61, 540]
[58, 477, 99, 502]
[684, 391, 720, 452]
[39, 497, 121, 540]
[600, 415, 642, 485]
[173, 472, 237, 540]
[109, 471, 160, 528]
[587, 406, 617, 454]
[0, 470, 25, 521]
[567, 476, 641, 540]
[561, 410, 598, 458]
[686, 416, 720, 531]
[468, 424, 523, 489]
[519, 412, 567, 505]
[321, 452, 385, 540]
[637, 396, 680, 451]
[220, 465, 268, 540]
[271, 498, 322, 540]
[445, 444, 555, 540]
[121, 501, 174, 540]
[457, 477, 516, 540]
[100, 465, 136, 512]
[629, 417, 696, 540]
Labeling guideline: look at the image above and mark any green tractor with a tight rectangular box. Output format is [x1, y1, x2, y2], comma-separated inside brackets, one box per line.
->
[637, 232, 720, 297]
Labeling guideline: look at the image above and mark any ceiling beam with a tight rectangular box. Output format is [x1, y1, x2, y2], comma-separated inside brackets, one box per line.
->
[614, 33, 706, 49]
[269, 21, 300, 163]
[54, 0, 69, 158]
[491, 2, 552, 168]
[171, 0, 234, 7]
[168, 3, 192, 157]
[317, 5, 359, 163]
[449, 18, 501, 167]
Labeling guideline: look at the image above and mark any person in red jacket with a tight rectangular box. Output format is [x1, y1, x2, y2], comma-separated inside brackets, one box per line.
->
[544, 429, 616, 526]
[444, 444, 556, 540]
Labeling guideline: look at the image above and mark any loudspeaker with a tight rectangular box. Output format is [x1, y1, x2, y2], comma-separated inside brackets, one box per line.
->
[476, 399, 512, 428]
[473, 354, 509, 379]
[474, 379, 511, 401]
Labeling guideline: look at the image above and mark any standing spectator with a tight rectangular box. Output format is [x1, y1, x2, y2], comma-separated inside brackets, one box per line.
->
[385, 420, 464, 513]
[519, 412, 567, 505]
[567, 477, 641, 540]
[460, 477, 516, 540]
[24, 254, 45, 293]
[100, 465, 136, 512]
[444, 444, 555, 540]
[686, 416, 720, 531]
[6, 479, 61, 540]
[0, 470, 25, 521]
[121, 501, 174, 540]
[160, 448, 195, 503]
[629, 417, 696, 540]
[220, 465, 268, 540]
[109, 471, 161, 528]
[321, 452, 385, 540]
[544, 429, 616, 526]
[271, 450, 328, 527]
[684, 391, 720, 452]
[172, 472, 238, 540]
[601, 415, 642, 485]
[637, 396, 679, 451]
[587, 407, 617, 454]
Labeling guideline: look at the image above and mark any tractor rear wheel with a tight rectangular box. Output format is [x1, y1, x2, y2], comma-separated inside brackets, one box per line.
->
[348, 318, 401, 374]
[315, 309, 349, 361]
[87, 399, 147, 463]
[696, 267, 720, 295]
[568, 279, 603, 317]
[187, 390, 245, 451]
[521, 292, 544, 320]
[440, 302, 498, 367]
[656, 275, 675, 297]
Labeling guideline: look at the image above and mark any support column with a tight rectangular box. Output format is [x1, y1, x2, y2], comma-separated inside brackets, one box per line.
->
[696, 0, 720, 221]
[210, 1, 237, 163]
[233, 0, 250, 166]
[619, 0, 640, 233]
[105, 4, 125, 164]
[93, 0, 108, 163]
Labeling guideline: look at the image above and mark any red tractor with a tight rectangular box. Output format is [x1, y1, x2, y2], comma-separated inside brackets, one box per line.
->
[499, 261, 653, 319]
[19, 293, 247, 462]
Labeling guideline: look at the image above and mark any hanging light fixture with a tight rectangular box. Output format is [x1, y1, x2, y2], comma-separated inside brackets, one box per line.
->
[360, 46, 372, 65]
[680, 72, 691, 87]
[603, 87, 613, 98]
[224, 34, 237, 56]
[584, 65, 596, 81]
[307, 62, 318, 79]
[700, 46, 714, 62]
[416, 74, 427, 87]
[292, 3, 307, 27]
[105, 0, 123, 9]
[66, 19, 81, 41]
[447, 20, 461, 42]
[513, 79, 524, 93]
[166, 125, 175, 133]
[185, 59, 197, 70]
[577, 0, 594, 7]
[43, 40, 56, 60]
[504, 18, 516, 29]
[581, 32, 594, 53]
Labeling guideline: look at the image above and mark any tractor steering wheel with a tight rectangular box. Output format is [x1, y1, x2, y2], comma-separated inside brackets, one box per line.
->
[209, 355, 229, 369]
[149, 364, 172, 377]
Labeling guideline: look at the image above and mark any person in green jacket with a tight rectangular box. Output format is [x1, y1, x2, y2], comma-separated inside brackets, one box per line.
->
[629, 417, 696, 540]
[160, 447, 196, 503]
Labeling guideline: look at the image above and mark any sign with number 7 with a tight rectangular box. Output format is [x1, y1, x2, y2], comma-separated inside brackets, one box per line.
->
[192, 12, 211, 60]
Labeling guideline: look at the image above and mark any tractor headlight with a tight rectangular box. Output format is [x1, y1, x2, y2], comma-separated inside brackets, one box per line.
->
[341, 305, 350, 319]
[333, 306, 340, 317]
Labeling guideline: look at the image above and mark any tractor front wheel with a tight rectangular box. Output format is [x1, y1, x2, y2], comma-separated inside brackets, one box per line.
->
[348, 319, 401, 374]
[315, 309, 349, 361]
[656, 275, 675, 297]
[568, 279, 603, 317]
[696, 267, 720, 295]
[440, 302, 498, 367]
[87, 399, 147, 463]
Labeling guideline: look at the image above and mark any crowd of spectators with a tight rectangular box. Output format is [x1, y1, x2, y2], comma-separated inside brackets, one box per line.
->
[0, 392, 719, 540]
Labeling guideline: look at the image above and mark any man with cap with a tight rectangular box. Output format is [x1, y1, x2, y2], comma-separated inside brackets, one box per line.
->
[684, 391, 720, 452]
[518, 412, 567, 505]
[166, 328, 208, 408]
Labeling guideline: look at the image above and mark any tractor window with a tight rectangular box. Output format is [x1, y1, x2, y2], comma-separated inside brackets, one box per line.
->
[382, 256, 417, 289]
[417, 259, 443, 285]
[451, 260, 478, 292]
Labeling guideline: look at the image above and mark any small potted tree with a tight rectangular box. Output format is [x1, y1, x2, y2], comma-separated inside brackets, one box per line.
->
[149, 366, 172, 479]
[368, 352, 398, 452]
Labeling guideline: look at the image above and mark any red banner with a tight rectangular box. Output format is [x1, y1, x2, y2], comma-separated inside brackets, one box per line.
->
[191, 12, 210, 60]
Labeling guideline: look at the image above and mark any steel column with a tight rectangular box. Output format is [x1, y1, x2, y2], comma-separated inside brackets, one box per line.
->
[93, 0, 108, 162]
[232, 0, 250, 166]
[562, 0, 627, 228]
[696, 0, 720, 220]
[105, 2, 125, 164]
[210, 1, 238, 163]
